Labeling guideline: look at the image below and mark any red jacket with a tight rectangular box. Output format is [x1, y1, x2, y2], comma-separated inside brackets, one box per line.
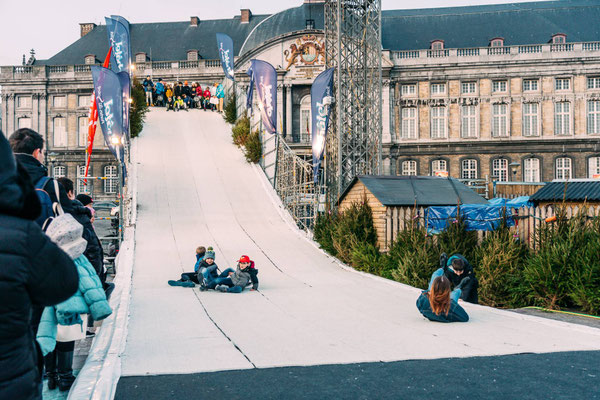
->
[203, 89, 211, 99]
[196, 86, 203, 96]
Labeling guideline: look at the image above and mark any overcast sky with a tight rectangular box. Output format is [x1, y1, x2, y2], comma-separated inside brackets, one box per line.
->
[0, 0, 546, 66]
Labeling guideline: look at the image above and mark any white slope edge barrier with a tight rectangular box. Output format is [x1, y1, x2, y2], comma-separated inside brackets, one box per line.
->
[68, 140, 138, 400]
[251, 164, 600, 337]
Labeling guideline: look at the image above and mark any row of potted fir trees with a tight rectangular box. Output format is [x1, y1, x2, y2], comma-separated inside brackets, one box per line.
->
[314, 201, 600, 315]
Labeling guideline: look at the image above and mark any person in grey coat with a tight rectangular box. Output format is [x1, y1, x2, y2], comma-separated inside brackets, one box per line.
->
[216, 255, 258, 293]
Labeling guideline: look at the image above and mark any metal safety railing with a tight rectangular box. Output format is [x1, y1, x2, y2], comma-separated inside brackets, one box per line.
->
[273, 138, 319, 231]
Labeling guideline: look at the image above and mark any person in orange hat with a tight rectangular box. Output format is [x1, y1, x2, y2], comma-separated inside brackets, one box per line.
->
[215, 255, 258, 293]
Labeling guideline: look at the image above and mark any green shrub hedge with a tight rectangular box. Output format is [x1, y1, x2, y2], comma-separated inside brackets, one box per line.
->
[312, 203, 600, 315]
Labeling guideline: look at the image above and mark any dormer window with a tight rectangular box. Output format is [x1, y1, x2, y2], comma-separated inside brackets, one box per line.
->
[135, 52, 147, 63]
[490, 37, 504, 47]
[552, 33, 567, 44]
[430, 40, 444, 50]
[187, 50, 199, 61]
[84, 54, 96, 65]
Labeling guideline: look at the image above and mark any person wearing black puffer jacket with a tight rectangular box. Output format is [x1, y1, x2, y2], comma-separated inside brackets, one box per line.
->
[0, 131, 79, 400]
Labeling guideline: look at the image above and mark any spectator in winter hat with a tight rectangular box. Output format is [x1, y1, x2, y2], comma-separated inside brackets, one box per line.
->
[168, 246, 209, 287]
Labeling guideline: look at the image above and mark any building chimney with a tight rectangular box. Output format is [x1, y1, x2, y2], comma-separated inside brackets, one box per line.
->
[240, 9, 252, 24]
[80, 23, 97, 38]
[190, 16, 199, 27]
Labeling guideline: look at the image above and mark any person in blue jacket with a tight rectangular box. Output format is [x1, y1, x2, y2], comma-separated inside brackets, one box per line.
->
[36, 213, 112, 392]
[416, 275, 469, 323]
[168, 246, 209, 287]
[433, 253, 479, 304]
[155, 78, 165, 106]
[197, 250, 235, 291]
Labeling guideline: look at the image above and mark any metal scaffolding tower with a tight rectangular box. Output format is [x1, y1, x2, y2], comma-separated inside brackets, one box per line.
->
[324, 0, 383, 205]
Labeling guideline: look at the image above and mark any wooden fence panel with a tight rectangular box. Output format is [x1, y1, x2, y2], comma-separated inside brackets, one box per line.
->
[381, 205, 599, 251]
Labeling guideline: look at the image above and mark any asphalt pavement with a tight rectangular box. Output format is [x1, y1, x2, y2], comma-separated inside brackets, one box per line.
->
[115, 350, 600, 400]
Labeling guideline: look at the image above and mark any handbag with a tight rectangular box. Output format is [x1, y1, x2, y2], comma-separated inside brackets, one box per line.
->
[56, 314, 88, 342]
[210, 97, 218, 105]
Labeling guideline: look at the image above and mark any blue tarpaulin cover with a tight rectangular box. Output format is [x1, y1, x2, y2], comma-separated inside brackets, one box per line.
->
[426, 204, 517, 234]
[488, 196, 532, 209]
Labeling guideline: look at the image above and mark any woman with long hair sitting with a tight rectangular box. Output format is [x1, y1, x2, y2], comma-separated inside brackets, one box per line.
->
[416, 275, 469, 323]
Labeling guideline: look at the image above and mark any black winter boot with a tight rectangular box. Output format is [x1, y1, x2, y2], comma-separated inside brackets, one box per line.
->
[57, 350, 76, 392]
[44, 350, 58, 390]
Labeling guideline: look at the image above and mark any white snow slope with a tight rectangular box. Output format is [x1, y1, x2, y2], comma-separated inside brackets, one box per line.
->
[121, 109, 600, 377]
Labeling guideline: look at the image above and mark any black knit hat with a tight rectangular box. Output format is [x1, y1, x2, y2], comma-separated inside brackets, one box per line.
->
[76, 194, 93, 206]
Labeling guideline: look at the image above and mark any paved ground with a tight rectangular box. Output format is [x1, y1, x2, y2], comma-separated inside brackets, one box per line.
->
[115, 350, 600, 400]
[112, 108, 600, 397]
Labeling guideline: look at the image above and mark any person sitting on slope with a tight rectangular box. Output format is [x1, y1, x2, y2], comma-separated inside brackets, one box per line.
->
[174, 96, 184, 112]
[416, 275, 469, 323]
[197, 250, 236, 291]
[215, 255, 259, 293]
[433, 253, 479, 304]
[168, 246, 208, 287]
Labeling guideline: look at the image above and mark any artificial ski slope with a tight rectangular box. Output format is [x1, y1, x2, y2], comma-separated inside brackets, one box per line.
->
[121, 109, 600, 378]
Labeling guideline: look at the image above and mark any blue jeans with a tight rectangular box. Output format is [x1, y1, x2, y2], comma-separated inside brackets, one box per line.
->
[429, 268, 461, 303]
[217, 277, 243, 293]
[201, 268, 234, 289]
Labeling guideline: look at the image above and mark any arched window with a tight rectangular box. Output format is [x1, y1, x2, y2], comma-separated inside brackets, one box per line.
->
[589, 157, 600, 178]
[299, 95, 311, 143]
[402, 160, 417, 176]
[555, 157, 572, 180]
[77, 165, 89, 194]
[431, 40, 444, 50]
[461, 159, 478, 179]
[524, 158, 541, 182]
[431, 159, 447, 177]
[492, 158, 509, 182]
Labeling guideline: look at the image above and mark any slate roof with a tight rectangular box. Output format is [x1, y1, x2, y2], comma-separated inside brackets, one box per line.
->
[530, 180, 600, 203]
[45, 16, 269, 65]
[340, 175, 488, 207]
[381, 0, 600, 51]
[39, 0, 600, 65]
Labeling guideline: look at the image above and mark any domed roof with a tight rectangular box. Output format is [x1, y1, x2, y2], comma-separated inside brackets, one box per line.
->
[239, 3, 325, 56]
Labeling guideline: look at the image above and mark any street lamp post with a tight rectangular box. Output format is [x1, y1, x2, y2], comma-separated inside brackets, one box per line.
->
[509, 162, 520, 181]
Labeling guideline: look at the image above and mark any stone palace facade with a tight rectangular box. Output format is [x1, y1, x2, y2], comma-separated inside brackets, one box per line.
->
[2, 0, 600, 200]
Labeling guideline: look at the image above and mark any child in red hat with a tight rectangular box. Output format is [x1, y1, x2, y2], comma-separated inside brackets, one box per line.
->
[215, 255, 258, 293]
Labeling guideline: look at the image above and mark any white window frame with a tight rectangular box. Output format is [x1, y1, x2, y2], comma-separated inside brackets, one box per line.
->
[401, 160, 417, 176]
[555, 78, 570, 91]
[523, 79, 539, 92]
[492, 103, 509, 137]
[461, 159, 478, 180]
[524, 158, 541, 183]
[299, 95, 311, 143]
[17, 95, 32, 109]
[588, 157, 600, 178]
[78, 116, 88, 147]
[53, 95, 66, 108]
[492, 80, 507, 93]
[461, 105, 478, 138]
[85, 55, 96, 65]
[490, 39, 504, 47]
[401, 84, 416, 96]
[431, 159, 448, 177]
[553, 35, 566, 44]
[53, 117, 67, 147]
[492, 158, 509, 182]
[555, 157, 572, 180]
[430, 106, 447, 139]
[78, 95, 91, 108]
[431, 41, 444, 50]
[401, 107, 417, 139]
[461, 82, 476, 94]
[77, 165, 89, 194]
[18, 117, 32, 129]
[187, 50, 199, 61]
[430, 83, 446, 96]
[135, 53, 146, 63]
[53, 166, 66, 179]
[587, 100, 600, 134]
[522, 102, 539, 137]
[587, 77, 600, 90]
[554, 102, 571, 135]
[104, 165, 118, 194]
